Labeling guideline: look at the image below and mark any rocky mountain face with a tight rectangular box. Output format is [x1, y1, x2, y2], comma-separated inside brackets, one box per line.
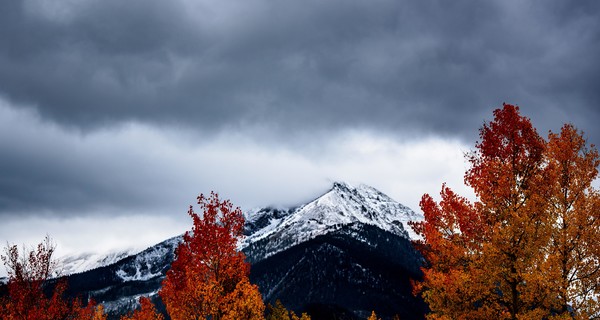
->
[243, 182, 427, 319]
[249, 222, 426, 319]
[8, 182, 427, 319]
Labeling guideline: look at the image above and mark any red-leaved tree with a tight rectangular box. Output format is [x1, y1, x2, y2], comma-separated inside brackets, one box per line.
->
[120, 297, 163, 320]
[159, 192, 264, 320]
[0, 235, 103, 320]
[411, 104, 600, 319]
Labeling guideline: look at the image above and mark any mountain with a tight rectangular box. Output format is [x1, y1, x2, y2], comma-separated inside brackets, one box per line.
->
[7, 182, 426, 319]
[59, 236, 182, 315]
[243, 182, 421, 263]
[250, 222, 426, 319]
[244, 182, 425, 319]
[58, 248, 141, 276]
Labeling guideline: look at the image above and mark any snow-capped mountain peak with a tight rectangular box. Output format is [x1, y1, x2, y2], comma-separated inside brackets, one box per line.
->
[241, 181, 422, 261]
[308, 181, 420, 234]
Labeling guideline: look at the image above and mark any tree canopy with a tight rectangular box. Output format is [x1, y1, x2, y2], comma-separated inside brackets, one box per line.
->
[411, 104, 600, 319]
[0, 235, 103, 320]
[159, 192, 265, 320]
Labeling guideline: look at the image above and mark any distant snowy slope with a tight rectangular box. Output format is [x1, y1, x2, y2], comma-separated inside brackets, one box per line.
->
[113, 235, 182, 282]
[58, 248, 140, 276]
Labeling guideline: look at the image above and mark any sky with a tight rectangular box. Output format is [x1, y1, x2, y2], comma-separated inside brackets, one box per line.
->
[1, 0, 599, 267]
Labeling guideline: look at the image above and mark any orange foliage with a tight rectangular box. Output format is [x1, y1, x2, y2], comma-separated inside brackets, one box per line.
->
[266, 300, 290, 320]
[159, 192, 265, 320]
[367, 310, 380, 320]
[266, 299, 311, 320]
[545, 124, 600, 318]
[91, 305, 108, 320]
[120, 297, 163, 320]
[466, 104, 553, 319]
[411, 104, 600, 319]
[290, 311, 311, 320]
[410, 186, 497, 319]
[221, 279, 265, 320]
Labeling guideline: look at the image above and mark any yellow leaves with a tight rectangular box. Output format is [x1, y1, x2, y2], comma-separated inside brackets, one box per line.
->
[290, 311, 311, 320]
[544, 124, 600, 318]
[421, 266, 504, 320]
[412, 104, 600, 319]
[266, 300, 290, 320]
[266, 299, 311, 320]
[92, 305, 108, 320]
[367, 310, 380, 320]
[221, 279, 265, 320]
[120, 297, 163, 320]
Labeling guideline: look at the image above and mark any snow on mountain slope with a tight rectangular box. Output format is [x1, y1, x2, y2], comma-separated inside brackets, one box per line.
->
[113, 235, 182, 282]
[242, 181, 422, 261]
[57, 237, 181, 277]
[46, 181, 424, 319]
[52, 182, 421, 278]
[58, 248, 140, 276]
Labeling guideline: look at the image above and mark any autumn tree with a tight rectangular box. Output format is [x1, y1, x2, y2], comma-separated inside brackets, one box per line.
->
[91, 305, 108, 320]
[466, 104, 553, 319]
[120, 297, 164, 320]
[410, 185, 495, 319]
[545, 124, 600, 318]
[0, 235, 103, 320]
[411, 104, 600, 319]
[266, 300, 290, 320]
[159, 192, 265, 320]
[266, 299, 310, 320]
[290, 311, 311, 320]
[367, 310, 381, 320]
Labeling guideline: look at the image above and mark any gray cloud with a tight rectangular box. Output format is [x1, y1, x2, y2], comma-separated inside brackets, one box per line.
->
[0, 99, 473, 220]
[1, 0, 598, 142]
[1, 0, 600, 254]
[0, 0, 600, 252]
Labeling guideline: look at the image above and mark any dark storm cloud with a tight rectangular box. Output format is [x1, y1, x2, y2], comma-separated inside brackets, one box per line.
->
[1, 0, 600, 222]
[0, 107, 184, 217]
[1, 0, 598, 141]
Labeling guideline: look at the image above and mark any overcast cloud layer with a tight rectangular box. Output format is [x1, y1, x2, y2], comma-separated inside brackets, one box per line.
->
[2, 0, 599, 138]
[1, 0, 599, 260]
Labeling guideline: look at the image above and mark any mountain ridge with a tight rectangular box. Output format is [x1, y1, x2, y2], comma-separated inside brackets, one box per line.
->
[2, 182, 426, 319]
[242, 181, 422, 262]
[56, 181, 422, 276]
